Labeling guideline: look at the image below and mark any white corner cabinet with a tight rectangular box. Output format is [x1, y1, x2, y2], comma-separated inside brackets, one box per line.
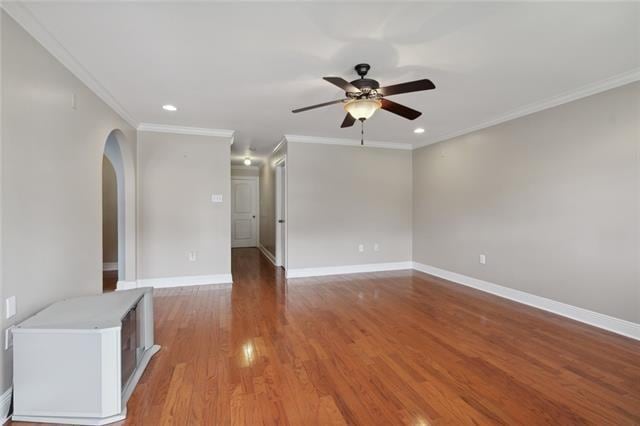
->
[12, 288, 160, 425]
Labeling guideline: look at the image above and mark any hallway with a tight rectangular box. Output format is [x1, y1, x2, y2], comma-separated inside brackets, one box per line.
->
[15, 248, 639, 425]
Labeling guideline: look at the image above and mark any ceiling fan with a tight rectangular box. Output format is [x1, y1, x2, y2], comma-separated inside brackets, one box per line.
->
[292, 63, 435, 142]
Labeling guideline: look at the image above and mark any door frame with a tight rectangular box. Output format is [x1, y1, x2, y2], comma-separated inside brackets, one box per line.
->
[274, 156, 287, 269]
[231, 176, 260, 248]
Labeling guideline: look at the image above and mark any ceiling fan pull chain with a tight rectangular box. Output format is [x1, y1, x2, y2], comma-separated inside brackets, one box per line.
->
[361, 120, 364, 146]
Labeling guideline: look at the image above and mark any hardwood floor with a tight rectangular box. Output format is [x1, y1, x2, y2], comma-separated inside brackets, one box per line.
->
[103, 269, 118, 292]
[13, 248, 640, 425]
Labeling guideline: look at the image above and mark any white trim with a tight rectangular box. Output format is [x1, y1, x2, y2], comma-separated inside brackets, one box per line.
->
[0, 387, 12, 425]
[286, 261, 413, 279]
[285, 134, 412, 150]
[416, 68, 640, 148]
[11, 413, 124, 426]
[258, 244, 276, 266]
[231, 165, 259, 171]
[412, 262, 640, 341]
[0, 3, 137, 128]
[272, 138, 287, 154]
[274, 159, 286, 267]
[115, 280, 137, 291]
[103, 262, 118, 271]
[137, 123, 235, 138]
[117, 274, 233, 290]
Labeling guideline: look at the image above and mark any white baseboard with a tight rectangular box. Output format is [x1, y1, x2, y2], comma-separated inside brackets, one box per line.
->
[116, 280, 137, 291]
[412, 262, 640, 341]
[286, 261, 413, 279]
[117, 274, 233, 290]
[139, 274, 233, 288]
[0, 386, 12, 424]
[258, 244, 277, 266]
[102, 262, 118, 271]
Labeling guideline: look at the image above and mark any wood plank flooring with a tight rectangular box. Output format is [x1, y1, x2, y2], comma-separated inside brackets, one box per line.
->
[13, 248, 640, 425]
[103, 269, 118, 292]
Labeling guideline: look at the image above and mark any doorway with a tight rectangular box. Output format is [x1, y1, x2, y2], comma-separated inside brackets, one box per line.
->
[102, 130, 131, 292]
[275, 158, 286, 268]
[231, 176, 259, 248]
[102, 155, 119, 291]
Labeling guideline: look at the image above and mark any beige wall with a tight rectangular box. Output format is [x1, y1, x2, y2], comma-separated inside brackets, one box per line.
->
[0, 11, 137, 392]
[231, 166, 259, 177]
[413, 82, 640, 323]
[287, 142, 412, 269]
[102, 156, 118, 264]
[137, 131, 231, 279]
[259, 144, 286, 256]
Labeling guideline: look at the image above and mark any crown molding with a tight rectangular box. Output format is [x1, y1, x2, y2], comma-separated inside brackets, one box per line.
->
[272, 137, 287, 154]
[137, 123, 235, 139]
[416, 68, 640, 149]
[1, 2, 138, 128]
[284, 134, 413, 150]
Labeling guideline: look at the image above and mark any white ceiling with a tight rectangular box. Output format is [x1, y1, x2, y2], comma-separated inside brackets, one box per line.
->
[7, 2, 640, 164]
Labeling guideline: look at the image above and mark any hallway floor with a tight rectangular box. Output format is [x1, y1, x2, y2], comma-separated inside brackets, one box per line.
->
[103, 270, 118, 292]
[12, 248, 640, 425]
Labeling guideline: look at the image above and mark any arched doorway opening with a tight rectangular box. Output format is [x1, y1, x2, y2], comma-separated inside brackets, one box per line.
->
[102, 129, 130, 291]
[102, 155, 119, 291]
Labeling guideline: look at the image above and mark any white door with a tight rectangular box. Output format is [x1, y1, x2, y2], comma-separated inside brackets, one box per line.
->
[231, 178, 258, 248]
[275, 162, 286, 267]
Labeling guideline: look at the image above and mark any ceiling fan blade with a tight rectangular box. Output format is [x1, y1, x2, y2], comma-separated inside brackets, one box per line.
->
[380, 98, 422, 120]
[378, 79, 435, 96]
[292, 99, 345, 113]
[340, 113, 356, 128]
[323, 77, 359, 93]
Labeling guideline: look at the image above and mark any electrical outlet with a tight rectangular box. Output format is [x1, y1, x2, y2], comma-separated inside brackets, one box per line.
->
[5, 326, 15, 350]
[71, 93, 77, 110]
[479, 254, 486, 265]
[374, 243, 380, 252]
[358, 244, 364, 253]
[188, 251, 197, 262]
[5, 296, 16, 319]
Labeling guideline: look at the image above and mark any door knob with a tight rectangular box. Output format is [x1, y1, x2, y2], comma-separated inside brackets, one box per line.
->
[252, 215, 256, 219]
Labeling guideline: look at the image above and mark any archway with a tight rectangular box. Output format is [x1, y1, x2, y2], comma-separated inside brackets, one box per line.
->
[102, 155, 119, 290]
[101, 129, 135, 291]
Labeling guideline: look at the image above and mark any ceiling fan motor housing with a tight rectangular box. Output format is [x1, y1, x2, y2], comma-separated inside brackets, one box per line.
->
[349, 64, 380, 98]
[350, 78, 380, 95]
[354, 63, 371, 77]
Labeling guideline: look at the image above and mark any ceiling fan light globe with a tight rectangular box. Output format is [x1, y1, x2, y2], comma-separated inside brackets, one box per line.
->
[244, 158, 252, 166]
[344, 99, 381, 121]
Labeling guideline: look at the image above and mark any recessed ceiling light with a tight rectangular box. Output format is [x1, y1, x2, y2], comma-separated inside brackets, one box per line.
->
[244, 157, 252, 166]
[414, 127, 425, 134]
[162, 104, 177, 111]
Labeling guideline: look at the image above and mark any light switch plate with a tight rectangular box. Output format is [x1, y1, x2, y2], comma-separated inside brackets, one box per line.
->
[479, 254, 486, 265]
[5, 296, 16, 319]
[211, 194, 223, 203]
[5, 326, 15, 350]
